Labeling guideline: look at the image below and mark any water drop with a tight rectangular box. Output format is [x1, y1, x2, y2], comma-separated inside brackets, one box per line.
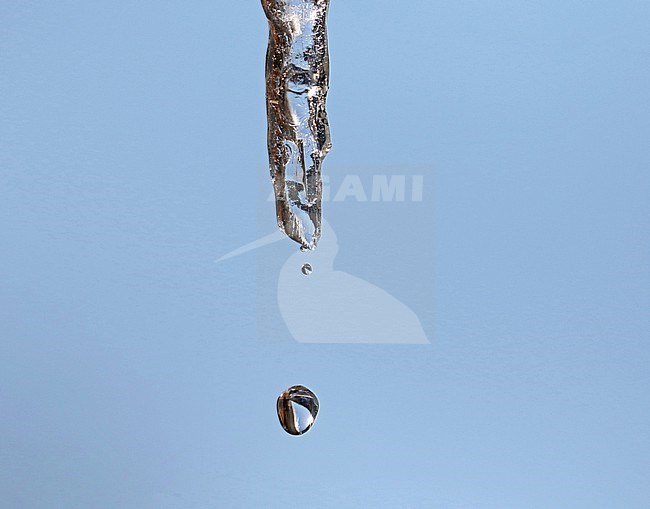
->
[301, 263, 313, 276]
[277, 385, 319, 436]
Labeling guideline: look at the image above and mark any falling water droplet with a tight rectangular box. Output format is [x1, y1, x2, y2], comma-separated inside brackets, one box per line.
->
[277, 385, 319, 436]
[301, 264, 313, 276]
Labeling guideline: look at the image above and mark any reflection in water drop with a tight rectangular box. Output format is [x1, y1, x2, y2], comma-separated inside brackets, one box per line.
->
[277, 385, 319, 436]
[301, 263, 313, 276]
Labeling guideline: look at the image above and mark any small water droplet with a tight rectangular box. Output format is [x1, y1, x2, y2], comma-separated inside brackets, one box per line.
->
[301, 264, 313, 276]
[277, 385, 319, 436]
[300, 246, 309, 252]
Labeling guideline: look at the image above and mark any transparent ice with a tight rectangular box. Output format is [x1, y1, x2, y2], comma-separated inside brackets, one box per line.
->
[262, 0, 332, 250]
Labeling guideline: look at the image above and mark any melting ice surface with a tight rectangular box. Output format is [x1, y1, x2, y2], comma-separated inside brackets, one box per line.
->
[262, 0, 332, 250]
[277, 385, 320, 436]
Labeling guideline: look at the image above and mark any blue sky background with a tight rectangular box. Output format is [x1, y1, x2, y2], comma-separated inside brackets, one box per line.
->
[1, 1, 649, 507]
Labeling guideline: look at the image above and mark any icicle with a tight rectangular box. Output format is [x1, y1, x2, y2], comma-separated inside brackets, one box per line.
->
[262, 0, 332, 250]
